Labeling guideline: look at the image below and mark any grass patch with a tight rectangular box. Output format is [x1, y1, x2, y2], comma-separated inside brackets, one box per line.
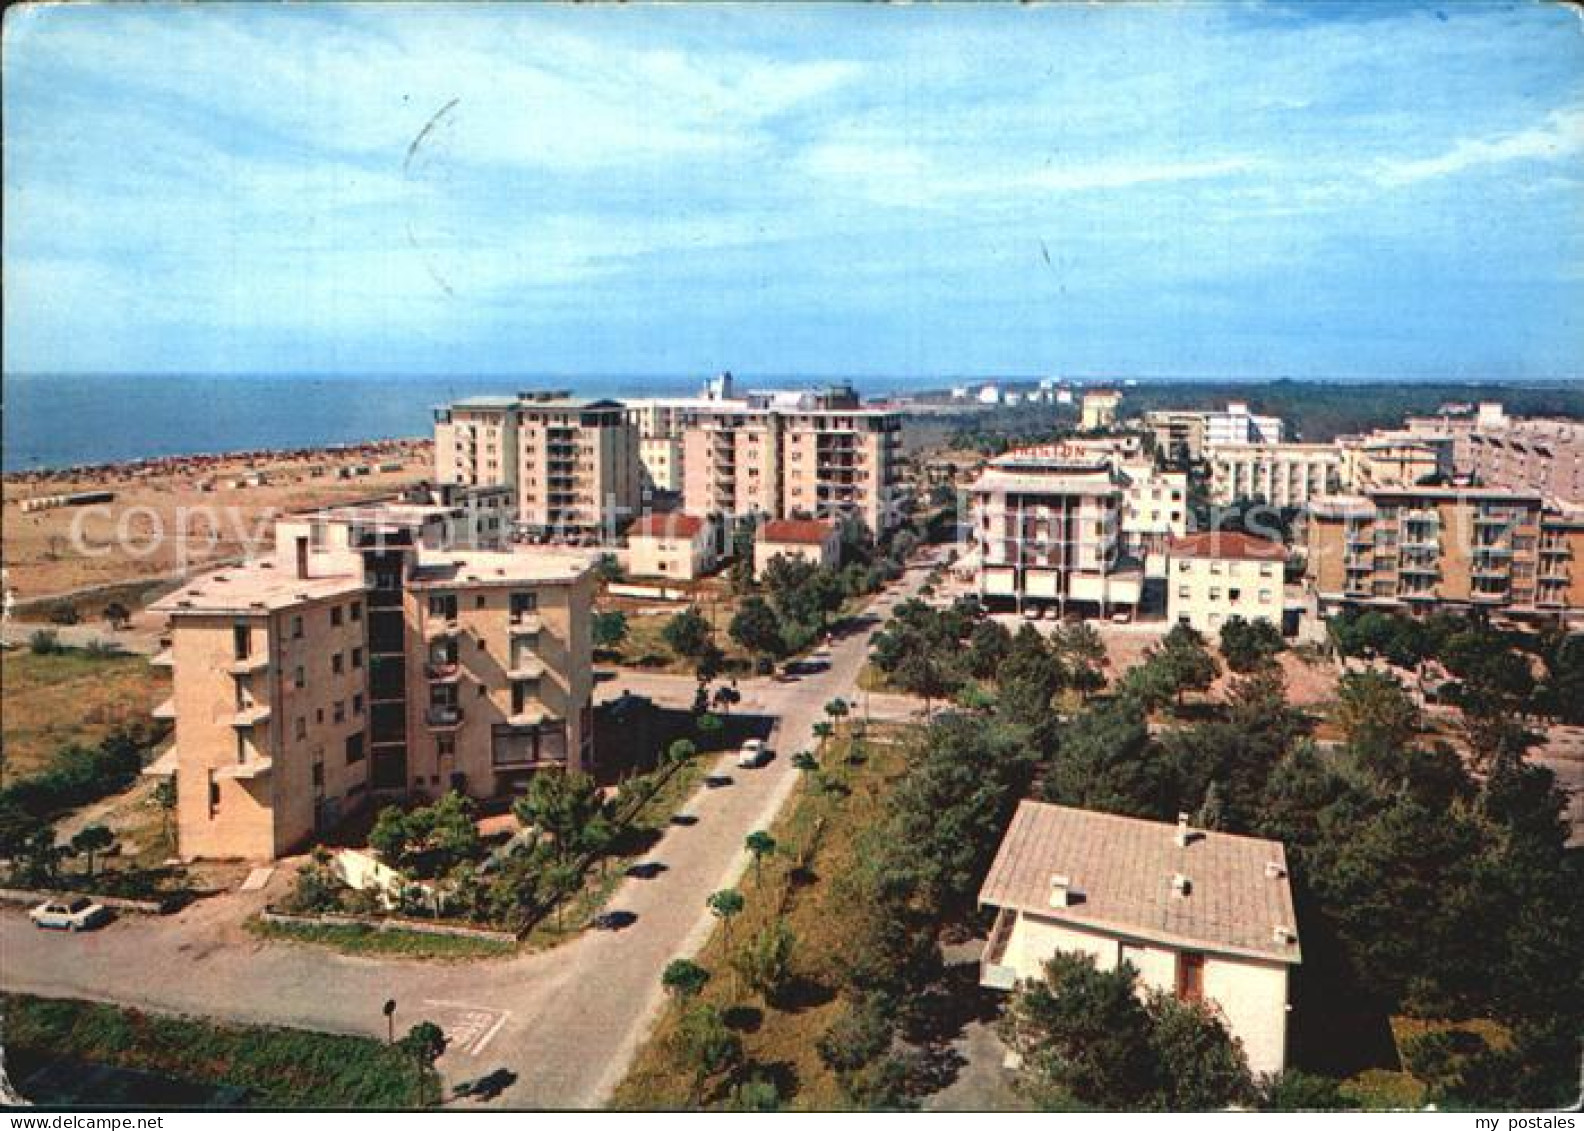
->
[0, 648, 169, 782]
[613, 724, 914, 1110]
[247, 918, 517, 961]
[2, 993, 435, 1108]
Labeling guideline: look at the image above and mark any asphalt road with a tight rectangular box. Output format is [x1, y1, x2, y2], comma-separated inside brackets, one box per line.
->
[0, 554, 940, 1108]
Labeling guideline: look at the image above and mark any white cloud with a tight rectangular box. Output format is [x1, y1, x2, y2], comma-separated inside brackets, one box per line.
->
[1375, 107, 1584, 186]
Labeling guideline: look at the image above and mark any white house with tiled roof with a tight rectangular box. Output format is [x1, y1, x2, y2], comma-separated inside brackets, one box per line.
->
[979, 801, 1301, 1076]
[1166, 531, 1288, 636]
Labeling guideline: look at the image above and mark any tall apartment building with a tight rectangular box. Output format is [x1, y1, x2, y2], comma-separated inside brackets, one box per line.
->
[1336, 431, 1452, 492]
[970, 445, 1142, 616]
[433, 392, 641, 538]
[1118, 460, 1189, 575]
[1307, 487, 1584, 623]
[1207, 443, 1343, 508]
[151, 505, 597, 860]
[676, 387, 904, 534]
[1405, 402, 1584, 503]
[1206, 401, 1285, 446]
[1143, 410, 1209, 464]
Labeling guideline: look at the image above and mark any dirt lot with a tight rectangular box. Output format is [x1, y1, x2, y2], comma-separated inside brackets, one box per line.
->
[0, 647, 170, 782]
[2, 440, 430, 606]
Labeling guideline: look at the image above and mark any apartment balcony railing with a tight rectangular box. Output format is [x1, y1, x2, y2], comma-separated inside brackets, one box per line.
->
[510, 613, 543, 635]
[425, 705, 464, 729]
[425, 661, 461, 682]
[153, 698, 177, 721]
[508, 657, 546, 681]
[227, 653, 270, 676]
[230, 703, 272, 728]
[214, 757, 272, 780]
[424, 619, 461, 641]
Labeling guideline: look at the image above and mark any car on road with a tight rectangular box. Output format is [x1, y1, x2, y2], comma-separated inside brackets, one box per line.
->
[1022, 606, 1045, 621]
[736, 739, 771, 768]
[29, 896, 111, 932]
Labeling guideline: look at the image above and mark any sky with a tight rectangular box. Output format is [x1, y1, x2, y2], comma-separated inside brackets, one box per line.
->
[4, 1, 1583, 382]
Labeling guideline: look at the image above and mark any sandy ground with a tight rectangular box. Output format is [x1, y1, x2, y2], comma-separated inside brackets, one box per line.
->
[2, 439, 431, 607]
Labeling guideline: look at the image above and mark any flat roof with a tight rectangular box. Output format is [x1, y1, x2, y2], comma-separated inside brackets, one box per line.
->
[151, 562, 364, 616]
[979, 801, 1301, 965]
[407, 547, 598, 588]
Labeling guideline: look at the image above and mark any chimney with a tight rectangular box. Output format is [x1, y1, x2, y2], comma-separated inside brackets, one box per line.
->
[1171, 872, 1191, 897]
[1048, 873, 1073, 908]
[295, 536, 310, 580]
[1175, 813, 1192, 848]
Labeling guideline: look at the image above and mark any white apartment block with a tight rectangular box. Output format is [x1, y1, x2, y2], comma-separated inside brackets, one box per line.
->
[1207, 442, 1342, 507]
[1205, 401, 1285, 446]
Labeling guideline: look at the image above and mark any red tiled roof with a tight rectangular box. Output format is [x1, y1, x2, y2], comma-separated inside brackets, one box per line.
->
[759, 518, 838, 545]
[1168, 531, 1287, 562]
[629, 512, 705, 539]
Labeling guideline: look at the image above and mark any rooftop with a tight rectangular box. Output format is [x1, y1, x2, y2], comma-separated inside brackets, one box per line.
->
[979, 801, 1301, 965]
[1168, 531, 1287, 562]
[759, 518, 838, 545]
[151, 561, 363, 616]
[629, 512, 706, 539]
[407, 547, 599, 588]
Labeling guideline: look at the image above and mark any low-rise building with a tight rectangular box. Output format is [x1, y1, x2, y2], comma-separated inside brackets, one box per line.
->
[151, 514, 597, 861]
[1307, 487, 1584, 624]
[978, 801, 1301, 1077]
[753, 518, 841, 577]
[1167, 531, 1287, 635]
[626, 512, 716, 581]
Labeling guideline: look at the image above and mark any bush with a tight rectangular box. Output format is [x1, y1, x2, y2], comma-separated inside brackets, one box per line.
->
[0, 725, 153, 822]
[28, 629, 61, 655]
[47, 602, 81, 626]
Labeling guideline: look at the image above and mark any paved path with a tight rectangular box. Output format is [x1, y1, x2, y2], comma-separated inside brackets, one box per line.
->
[0, 554, 940, 1108]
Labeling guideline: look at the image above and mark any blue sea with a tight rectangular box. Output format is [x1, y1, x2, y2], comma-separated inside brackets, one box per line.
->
[0, 373, 705, 471]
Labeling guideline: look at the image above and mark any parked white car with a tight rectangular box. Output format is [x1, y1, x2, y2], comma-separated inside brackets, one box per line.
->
[29, 896, 110, 932]
[736, 739, 771, 769]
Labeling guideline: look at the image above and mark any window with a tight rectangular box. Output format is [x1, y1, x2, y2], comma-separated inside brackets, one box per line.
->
[353, 693, 364, 716]
[437, 736, 455, 757]
[1259, 589, 1274, 603]
[1177, 561, 1190, 574]
[294, 665, 305, 689]
[350, 601, 363, 622]
[345, 733, 365, 764]
[334, 701, 346, 724]
[312, 763, 325, 788]
[331, 605, 343, 627]
[332, 653, 344, 675]
[292, 615, 304, 639]
[352, 647, 363, 669]
[233, 624, 251, 660]
[1229, 588, 1241, 602]
[295, 717, 307, 740]
[1209, 588, 1221, 601]
[429, 593, 457, 620]
[1178, 586, 1191, 599]
[1259, 564, 1275, 578]
[511, 591, 538, 619]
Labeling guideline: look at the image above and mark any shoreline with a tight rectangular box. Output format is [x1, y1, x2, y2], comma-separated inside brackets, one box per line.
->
[2, 436, 430, 488]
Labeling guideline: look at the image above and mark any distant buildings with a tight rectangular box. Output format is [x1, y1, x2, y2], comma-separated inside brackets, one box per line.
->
[978, 801, 1300, 1077]
[1207, 442, 1343, 508]
[1142, 410, 1209, 464]
[1167, 531, 1287, 635]
[1307, 486, 1584, 624]
[1205, 400, 1284, 446]
[1405, 402, 1584, 504]
[1079, 388, 1123, 431]
[432, 392, 642, 539]
[150, 504, 598, 860]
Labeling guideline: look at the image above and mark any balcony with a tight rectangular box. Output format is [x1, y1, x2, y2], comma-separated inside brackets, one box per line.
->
[227, 653, 270, 676]
[425, 661, 461, 682]
[152, 698, 177, 721]
[508, 657, 546, 681]
[214, 757, 273, 780]
[980, 907, 1019, 991]
[508, 704, 553, 728]
[509, 614, 543, 635]
[425, 705, 464, 730]
[424, 619, 461, 641]
[230, 703, 272, 728]
[151, 646, 174, 669]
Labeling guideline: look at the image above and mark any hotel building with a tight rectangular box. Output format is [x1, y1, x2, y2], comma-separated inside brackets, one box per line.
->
[1207, 442, 1343, 508]
[150, 504, 597, 861]
[969, 445, 1142, 616]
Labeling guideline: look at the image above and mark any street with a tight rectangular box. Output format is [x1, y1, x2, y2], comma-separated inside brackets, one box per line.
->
[0, 554, 940, 1108]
